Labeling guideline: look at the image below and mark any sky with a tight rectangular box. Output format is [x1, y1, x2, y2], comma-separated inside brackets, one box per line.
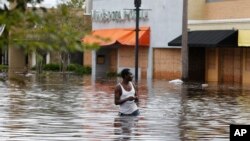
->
[38, 0, 66, 8]
[0, 0, 65, 8]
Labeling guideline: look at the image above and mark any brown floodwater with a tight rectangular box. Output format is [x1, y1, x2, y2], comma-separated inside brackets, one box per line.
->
[1, 73, 250, 141]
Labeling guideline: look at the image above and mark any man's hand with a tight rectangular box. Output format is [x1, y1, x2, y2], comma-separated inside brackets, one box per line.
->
[127, 96, 136, 101]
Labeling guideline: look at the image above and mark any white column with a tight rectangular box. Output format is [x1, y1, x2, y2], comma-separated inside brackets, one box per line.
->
[46, 52, 50, 64]
[91, 50, 96, 81]
[31, 51, 36, 67]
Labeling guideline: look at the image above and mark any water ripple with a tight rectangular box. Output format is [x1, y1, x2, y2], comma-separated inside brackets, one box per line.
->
[1, 75, 250, 140]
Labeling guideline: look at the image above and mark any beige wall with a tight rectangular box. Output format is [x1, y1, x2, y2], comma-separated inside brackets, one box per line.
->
[205, 0, 250, 20]
[188, 0, 206, 20]
[153, 48, 181, 80]
[188, 0, 250, 20]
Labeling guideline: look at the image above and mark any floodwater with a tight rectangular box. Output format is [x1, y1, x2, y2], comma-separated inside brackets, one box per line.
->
[1, 73, 250, 141]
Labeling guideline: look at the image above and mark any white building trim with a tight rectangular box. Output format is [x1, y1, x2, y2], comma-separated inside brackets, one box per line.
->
[189, 18, 250, 25]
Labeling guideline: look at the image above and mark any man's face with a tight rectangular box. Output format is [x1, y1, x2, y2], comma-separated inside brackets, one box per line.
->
[126, 71, 133, 81]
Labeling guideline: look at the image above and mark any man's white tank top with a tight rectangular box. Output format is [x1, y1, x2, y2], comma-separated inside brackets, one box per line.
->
[119, 82, 138, 114]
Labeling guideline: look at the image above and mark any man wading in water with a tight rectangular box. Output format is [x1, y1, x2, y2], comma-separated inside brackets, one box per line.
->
[114, 68, 139, 116]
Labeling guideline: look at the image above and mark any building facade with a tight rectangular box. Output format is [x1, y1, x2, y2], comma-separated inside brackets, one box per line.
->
[84, 0, 250, 85]
[84, 0, 183, 80]
[183, 0, 250, 85]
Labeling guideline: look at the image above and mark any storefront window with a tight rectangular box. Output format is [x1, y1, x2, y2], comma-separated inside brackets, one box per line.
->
[97, 55, 105, 64]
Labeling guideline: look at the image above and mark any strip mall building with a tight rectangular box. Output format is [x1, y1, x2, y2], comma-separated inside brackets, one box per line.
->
[184, 0, 250, 85]
[84, 0, 250, 85]
[83, 0, 183, 80]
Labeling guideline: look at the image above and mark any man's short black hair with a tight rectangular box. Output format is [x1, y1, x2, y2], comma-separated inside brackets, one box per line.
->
[120, 68, 130, 78]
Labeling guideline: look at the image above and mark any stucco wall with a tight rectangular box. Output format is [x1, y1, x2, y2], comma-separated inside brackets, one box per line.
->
[205, 0, 250, 20]
[92, 0, 183, 48]
[188, 0, 250, 20]
[188, 0, 206, 20]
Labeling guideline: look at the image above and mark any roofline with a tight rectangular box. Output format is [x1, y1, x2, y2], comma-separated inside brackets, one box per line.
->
[189, 18, 250, 25]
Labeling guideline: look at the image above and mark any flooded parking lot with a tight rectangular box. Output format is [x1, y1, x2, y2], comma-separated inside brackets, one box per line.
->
[1, 73, 250, 140]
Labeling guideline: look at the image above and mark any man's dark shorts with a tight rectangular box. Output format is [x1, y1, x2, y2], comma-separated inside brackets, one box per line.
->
[119, 109, 140, 116]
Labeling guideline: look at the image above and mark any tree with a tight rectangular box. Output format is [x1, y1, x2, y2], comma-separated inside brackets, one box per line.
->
[64, 0, 85, 9]
[1, 0, 95, 74]
[0, 0, 47, 74]
[38, 3, 94, 73]
[0, 0, 52, 74]
[0, 0, 45, 46]
[0, 0, 47, 51]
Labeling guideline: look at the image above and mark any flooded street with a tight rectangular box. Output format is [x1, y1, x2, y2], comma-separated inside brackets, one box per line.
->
[1, 74, 250, 140]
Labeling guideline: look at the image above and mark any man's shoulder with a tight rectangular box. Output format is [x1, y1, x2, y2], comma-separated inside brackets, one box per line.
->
[130, 81, 136, 87]
[115, 83, 121, 89]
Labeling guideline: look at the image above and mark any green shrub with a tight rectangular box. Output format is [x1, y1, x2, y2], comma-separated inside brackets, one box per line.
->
[83, 66, 91, 74]
[31, 66, 36, 70]
[31, 63, 91, 75]
[0, 65, 8, 72]
[67, 64, 77, 71]
[106, 71, 119, 78]
[43, 64, 60, 71]
[67, 64, 82, 71]
[74, 67, 85, 75]
[74, 65, 91, 75]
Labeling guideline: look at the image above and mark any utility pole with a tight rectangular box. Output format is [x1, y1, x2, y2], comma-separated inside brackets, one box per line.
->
[181, 0, 189, 81]
[134, 0, 141, 84]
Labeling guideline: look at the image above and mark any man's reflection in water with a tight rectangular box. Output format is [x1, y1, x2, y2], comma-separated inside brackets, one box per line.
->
[114, 116, 139, 140]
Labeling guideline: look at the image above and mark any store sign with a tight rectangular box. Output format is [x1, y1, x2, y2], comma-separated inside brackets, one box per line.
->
[92, 10, 149, 22]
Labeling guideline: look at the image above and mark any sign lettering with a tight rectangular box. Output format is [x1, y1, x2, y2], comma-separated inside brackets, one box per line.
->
[92, 10, 149, 23]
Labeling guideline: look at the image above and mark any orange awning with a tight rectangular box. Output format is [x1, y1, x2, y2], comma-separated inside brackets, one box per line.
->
[82, 27, 150, 47]
[118, 27, 150, 46]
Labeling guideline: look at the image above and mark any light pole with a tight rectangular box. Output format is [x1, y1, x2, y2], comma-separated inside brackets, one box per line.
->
[181, 0, 188, 81]
[134, 0, 141, 84]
